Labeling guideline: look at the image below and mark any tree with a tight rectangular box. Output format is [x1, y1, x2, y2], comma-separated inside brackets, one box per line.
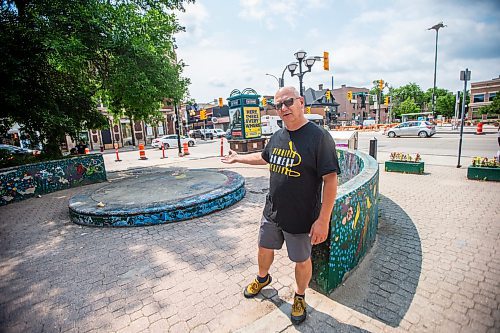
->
[478, 94, 500, 115]
[391, 83, 425, 108]
[394, 98, 420, 116]
[0, 0, 193, 156]
[435, 93, 456, 118]
[1, 0, 110, 155]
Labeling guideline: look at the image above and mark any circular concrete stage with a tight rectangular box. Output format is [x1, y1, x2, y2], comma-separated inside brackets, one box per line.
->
[68, 168, 245, 227]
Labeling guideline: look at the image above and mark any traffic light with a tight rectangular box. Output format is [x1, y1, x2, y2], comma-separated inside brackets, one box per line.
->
[306, 106, 311, 114]
[323, 51, 329, 71]
[379, 80, 384, 90]
[262, 97, 267, 107]
[347, 91, 353, 100]
[200, 109, 207, 120]
[218, 97, 223, 108]
[325, 90, 331, 101]
[384, 96, 389, 105]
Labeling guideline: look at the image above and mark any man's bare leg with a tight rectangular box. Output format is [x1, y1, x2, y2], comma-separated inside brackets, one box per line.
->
[294, 257, 312, 294]
[258, 246, 274, 277]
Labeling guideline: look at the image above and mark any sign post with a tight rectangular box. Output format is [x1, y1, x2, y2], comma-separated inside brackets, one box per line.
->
[457, 69, 471, 168]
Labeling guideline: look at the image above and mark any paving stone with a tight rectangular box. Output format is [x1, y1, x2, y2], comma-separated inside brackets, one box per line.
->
[1, 158, 499, 333]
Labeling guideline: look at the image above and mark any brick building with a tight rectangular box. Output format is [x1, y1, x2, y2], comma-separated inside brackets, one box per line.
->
[332, 85, 372, 123]
[469, 76, 499, 119]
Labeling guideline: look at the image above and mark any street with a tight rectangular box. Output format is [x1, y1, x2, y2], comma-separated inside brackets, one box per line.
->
[101, 129, 499, 173]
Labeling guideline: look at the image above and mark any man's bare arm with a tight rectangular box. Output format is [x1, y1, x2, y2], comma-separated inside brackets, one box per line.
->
[221, 150, 267, 165]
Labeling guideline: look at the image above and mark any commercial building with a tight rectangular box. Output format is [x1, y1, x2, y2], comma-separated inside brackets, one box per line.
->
[469, 76, 499, 119]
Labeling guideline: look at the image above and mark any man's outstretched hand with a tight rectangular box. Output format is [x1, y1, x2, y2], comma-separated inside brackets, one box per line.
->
[221, 150, 238, 164]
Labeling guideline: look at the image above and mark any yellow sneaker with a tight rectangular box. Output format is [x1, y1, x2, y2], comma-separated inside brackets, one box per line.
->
[291, 295, 307, 325]
[243, 275, 272, 298]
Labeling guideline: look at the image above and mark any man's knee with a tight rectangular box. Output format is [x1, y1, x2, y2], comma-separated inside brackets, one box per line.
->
[295, 257, 311, 268]
[258, 246, 274, 256]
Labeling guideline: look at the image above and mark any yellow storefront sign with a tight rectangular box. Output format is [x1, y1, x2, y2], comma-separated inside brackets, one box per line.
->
[243, 106, 261, 139]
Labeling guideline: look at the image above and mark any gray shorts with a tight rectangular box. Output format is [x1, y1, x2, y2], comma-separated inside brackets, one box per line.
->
[258, 216, 312, 263]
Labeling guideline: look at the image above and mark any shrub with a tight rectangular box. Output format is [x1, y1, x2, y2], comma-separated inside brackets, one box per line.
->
[471, 157, 499, 168]
[389, 152, 421, 162]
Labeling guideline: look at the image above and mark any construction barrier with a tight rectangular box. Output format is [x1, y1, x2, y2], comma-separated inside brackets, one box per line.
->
[161, 142, 167, 159]
[476, 122, 484, 135]
[182, 142, 190, 155]
[114, 143, 122, 162]
[220, 137, 224, 157]
[138, 143, 148, 160]
[115, 148, 122, 162]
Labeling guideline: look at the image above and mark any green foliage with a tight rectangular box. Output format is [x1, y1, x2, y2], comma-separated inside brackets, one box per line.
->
[394, 98, 420, 116]
[391, 83, 425, 107]
[478, 94, 500, 115]
[423, 87, 449, 105]
[435, 93, 456, 118]
[0, 0, 193, 156]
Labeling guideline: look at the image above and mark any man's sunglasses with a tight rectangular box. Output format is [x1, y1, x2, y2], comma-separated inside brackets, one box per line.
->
[275, 97, 297, 110]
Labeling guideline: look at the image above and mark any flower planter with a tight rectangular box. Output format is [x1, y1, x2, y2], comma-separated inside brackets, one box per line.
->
[385, 161, 424, 174]
[467, 166, 500, 181]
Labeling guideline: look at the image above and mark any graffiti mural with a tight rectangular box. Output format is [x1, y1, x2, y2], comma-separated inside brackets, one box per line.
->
[0, 154, 107, 206]
[311, 149, 379, 294]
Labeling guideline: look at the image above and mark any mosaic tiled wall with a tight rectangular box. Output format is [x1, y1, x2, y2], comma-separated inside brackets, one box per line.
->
[69, 170, 246, 227]
[0, 154, 107, 206]
[311, 149, 379, 294]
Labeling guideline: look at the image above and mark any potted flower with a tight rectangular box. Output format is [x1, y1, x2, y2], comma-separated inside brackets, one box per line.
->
[467, 157, 500, 181]
[385, 152, 424, 174]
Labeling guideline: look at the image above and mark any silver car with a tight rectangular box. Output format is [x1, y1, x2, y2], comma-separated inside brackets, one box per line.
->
[151, 135, 195, 149]
[386, 121, 436, 138]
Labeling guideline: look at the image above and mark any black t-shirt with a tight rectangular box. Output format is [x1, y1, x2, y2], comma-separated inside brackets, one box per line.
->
[261, 121, 341, 234]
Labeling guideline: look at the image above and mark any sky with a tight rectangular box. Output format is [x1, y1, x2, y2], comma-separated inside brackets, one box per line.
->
[175, 0, 500, 103]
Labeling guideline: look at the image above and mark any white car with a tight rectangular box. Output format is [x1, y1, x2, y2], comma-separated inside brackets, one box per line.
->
[151, 135, 195, 149]
[212, 129, 226, 138]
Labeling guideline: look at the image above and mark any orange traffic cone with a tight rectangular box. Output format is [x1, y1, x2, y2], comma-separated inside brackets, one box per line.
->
[182, 142, 190, 155]
[84, 147, 90, 154]
[138, 143, 148, 160]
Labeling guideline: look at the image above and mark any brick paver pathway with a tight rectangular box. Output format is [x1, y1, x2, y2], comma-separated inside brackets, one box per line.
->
[1, 158, 499, 332]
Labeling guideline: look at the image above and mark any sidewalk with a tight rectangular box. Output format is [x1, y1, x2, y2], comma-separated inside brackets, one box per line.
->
[0, 155, 499, 332]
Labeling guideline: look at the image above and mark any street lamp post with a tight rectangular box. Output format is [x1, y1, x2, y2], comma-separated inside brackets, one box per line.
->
[287, 50, 319, 97]
[265, 73, 280, 87]
[428, 21, 446, 120]
[266, 66, 288, 89]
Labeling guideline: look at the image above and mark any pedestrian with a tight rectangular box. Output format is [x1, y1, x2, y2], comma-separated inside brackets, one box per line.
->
[221, 86, 340, 325]
[76, 140, 87, 154]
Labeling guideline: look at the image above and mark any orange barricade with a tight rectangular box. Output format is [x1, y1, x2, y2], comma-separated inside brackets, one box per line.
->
[138, 143, 148, 160]
[182, 142, 190, 155]
[220, 137, 224, 157]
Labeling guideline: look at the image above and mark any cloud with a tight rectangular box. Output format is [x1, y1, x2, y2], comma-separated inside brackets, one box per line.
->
[238, 0, 302, 30]
[175, 0, 500, 101]
[176, 1, 209, 41]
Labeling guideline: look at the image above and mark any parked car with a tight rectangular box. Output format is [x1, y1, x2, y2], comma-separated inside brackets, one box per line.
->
[0, 144, 38, 156]
[151, 135, 195, 149]
[386, 121, 436, 138]
[190, 129, 213, 140]
[212, 129, 226, 138]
